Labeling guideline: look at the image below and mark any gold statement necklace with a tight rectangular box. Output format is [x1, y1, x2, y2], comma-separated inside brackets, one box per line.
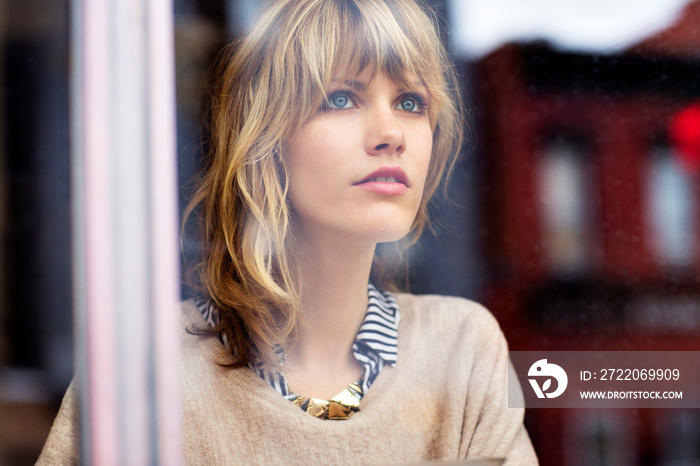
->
[287, 383, 363, 420]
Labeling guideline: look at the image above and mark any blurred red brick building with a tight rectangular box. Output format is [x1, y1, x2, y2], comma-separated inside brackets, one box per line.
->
[473, 2, 700, 464]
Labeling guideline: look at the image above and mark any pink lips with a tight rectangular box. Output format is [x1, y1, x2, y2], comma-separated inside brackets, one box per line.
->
[354, 166, 409, 195]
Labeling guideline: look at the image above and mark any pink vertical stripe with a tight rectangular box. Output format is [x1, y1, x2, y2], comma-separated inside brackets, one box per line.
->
[82, 0, 118, 463]
[148, 0, 182, 463]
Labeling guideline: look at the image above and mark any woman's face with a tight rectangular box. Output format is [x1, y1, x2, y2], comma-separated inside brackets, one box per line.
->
[284, 70, 433, 245]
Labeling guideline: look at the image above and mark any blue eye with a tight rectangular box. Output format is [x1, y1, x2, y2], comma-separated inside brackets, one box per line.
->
[396, 95, 425, 113]
[398, 98, 416, 112]
[326, 92, 355, 109]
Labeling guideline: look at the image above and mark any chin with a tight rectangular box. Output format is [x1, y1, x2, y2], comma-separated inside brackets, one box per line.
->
[362, 211, 419, 244]
[354, 222, 414, 245]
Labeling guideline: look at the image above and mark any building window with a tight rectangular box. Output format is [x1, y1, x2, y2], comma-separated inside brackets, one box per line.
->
[646, 145, 696, 267]
[538, 137, 594, 275]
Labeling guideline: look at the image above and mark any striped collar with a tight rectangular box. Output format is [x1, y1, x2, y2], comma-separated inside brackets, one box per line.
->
[351, 283, 400, 393]
[195, 283, 401, 399]
[358, 283, 400, 366]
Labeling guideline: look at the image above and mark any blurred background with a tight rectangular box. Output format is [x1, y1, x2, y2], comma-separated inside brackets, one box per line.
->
[0, 0, 699, 464]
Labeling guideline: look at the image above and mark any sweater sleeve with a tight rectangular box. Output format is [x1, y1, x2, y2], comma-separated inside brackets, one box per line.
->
[460, 309, 538, 465]
[36, 380, 80, 465]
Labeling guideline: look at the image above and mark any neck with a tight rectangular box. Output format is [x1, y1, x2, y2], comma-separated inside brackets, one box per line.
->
[285, 230, 376, 375]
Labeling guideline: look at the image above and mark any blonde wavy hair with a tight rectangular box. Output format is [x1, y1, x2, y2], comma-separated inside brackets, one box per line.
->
[184, 0, 464, 369]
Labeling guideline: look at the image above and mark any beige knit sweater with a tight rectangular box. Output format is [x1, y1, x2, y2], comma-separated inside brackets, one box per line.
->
[38, 293, 537, 464]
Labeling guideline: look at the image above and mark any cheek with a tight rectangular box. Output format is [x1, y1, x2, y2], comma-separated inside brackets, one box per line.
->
[283, 151, 316, 213]
[283, 126, 343, 212]
[412, 130, 434, 194]
[284, 126, 320, 185]
[284, 117, 359, 186]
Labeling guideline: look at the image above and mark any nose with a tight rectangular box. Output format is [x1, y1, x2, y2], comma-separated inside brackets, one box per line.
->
[365, 107, 406, 156]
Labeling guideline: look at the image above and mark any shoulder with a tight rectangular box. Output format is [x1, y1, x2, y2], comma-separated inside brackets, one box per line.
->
[178, 299, 238, 390]
[177, 301, 257, 420]
[181, 298, 206, 326]
[394, 292, 498, 322]
[394, 293, 504, 343]
[180, 299, 210, 357]
[36, 381, 80, 465]
[390, 292, 509, 374]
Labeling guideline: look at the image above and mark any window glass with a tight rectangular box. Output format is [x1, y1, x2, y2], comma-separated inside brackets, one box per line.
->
[539, 138, 594, 274]
[647, 145, 696, 267]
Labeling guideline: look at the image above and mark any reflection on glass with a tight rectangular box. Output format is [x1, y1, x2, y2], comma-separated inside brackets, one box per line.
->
[569, 410, 636, 466]
[647, 146, 696, 267]
[659, 411, 700, 463]
[538, 139, 593, 274]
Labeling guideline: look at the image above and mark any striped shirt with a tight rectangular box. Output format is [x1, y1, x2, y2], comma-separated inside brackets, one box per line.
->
[195, 283, 400, 399]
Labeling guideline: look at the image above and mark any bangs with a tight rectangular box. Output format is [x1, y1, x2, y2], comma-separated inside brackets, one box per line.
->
[331, 1, 427, 81]
[283, 0, 449, 127]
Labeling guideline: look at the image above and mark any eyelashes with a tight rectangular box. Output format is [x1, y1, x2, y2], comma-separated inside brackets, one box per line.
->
[398, 93, 429, 113]
[325, 91, 356, 109]
[323, 90, 430, 114]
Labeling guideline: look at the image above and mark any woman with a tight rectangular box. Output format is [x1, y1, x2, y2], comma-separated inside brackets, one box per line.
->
[40, 0, 536, 463]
